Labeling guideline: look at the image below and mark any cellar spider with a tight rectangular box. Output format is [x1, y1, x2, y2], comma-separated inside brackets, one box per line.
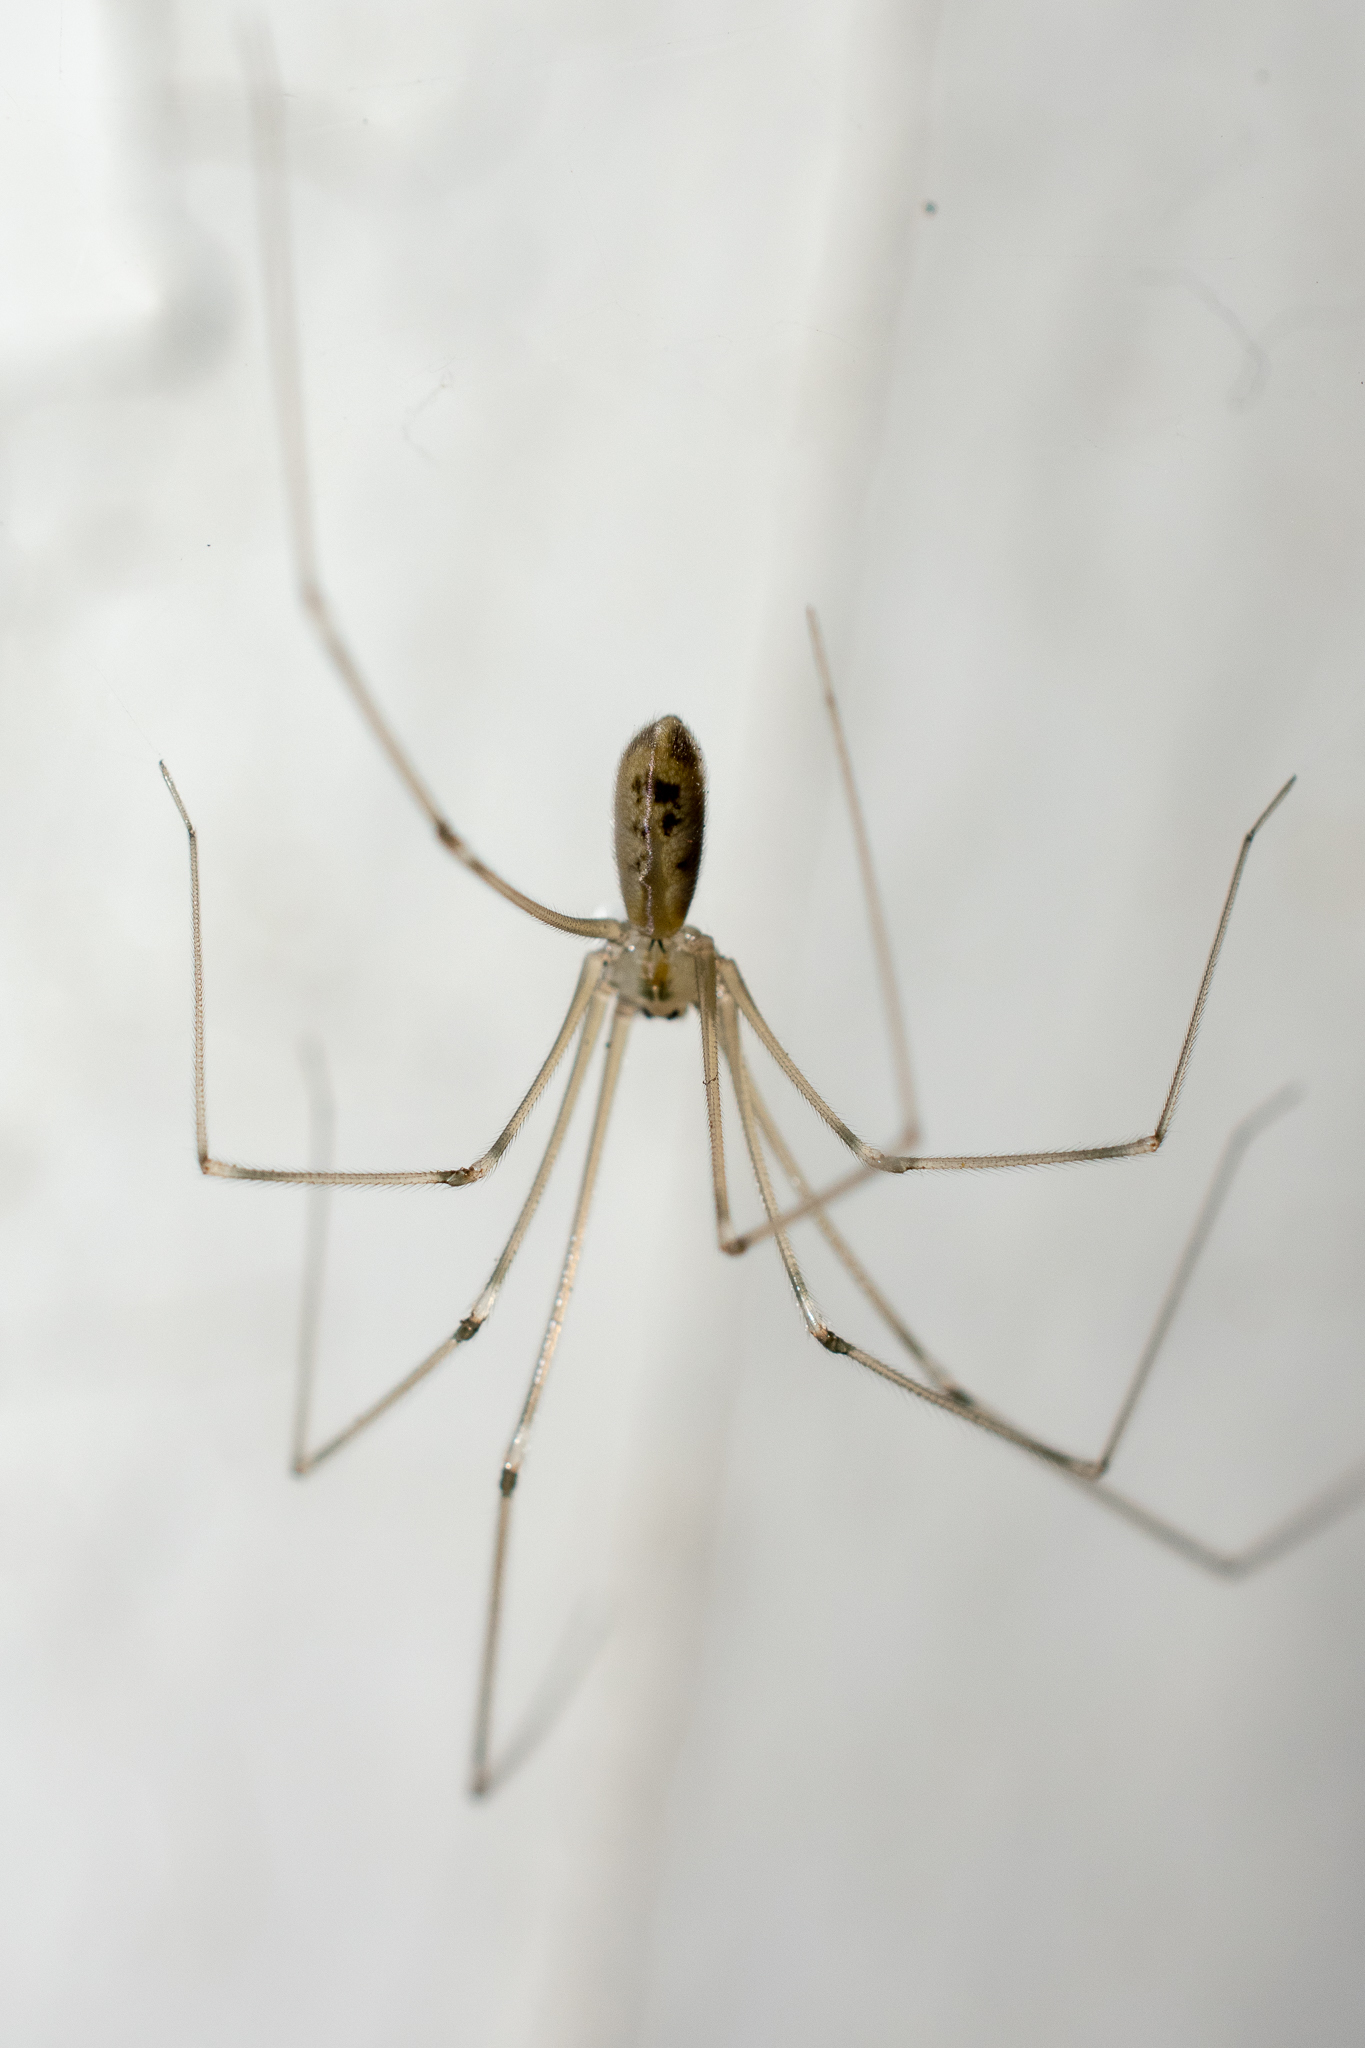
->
[160, 41, 1365, 1799]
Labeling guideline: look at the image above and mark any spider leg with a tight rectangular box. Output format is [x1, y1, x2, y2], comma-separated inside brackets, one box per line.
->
[290, 988, 611, 1475]
[735, 1012, 1292, 1448]
[722, 1144, 912, 1256]
[470, 998, 634, 1798]
[704, 605, 923, 1253]
[691, 930, 843, 1257]
[692, 934, 741, 1253]
[723, 1001, 1365, 1575]
[725, 1012, 963, 1399]
[161, 761, 607, 1186]
[240, 26, 621, 944]
[718, 773, 1295, 1175]
[719, 991, 1087, 1469]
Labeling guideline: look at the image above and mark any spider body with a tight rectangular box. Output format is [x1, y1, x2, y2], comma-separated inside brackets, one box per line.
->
[608, 713, 708, 1015]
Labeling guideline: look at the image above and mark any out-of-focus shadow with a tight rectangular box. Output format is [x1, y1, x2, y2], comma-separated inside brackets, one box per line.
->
[1136, 264, 1365, 411]
[477, 1598, 616, 1800]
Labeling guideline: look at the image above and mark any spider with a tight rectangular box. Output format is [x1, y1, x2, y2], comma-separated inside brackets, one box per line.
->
[159, 39, 1365, 1798]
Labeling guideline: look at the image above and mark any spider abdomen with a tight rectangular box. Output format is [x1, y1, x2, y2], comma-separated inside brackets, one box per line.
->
[613, 716, 705, 939]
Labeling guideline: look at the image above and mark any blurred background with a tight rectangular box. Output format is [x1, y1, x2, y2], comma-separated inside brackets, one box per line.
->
[1, 2, 1363, 2042]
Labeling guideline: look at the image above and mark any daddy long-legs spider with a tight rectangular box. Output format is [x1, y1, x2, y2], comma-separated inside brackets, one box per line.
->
[156, 34, 1365, 1803]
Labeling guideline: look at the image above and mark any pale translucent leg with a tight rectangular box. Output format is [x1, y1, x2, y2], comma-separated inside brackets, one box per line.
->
[730, 1023, 965, 1401]
[717, 993, 1087, 1468]
[240, 26, 621, 944]
[290, 989, 611, 1475]
[470, 1000, 635, 1798]
[724, 1152, 899, 1258]
[735, 1004, 1297, 1454]
[695, 917, 909, 1261]
[692, 932, 740, 1253]
[720, 775, 1295, 1176]
[691, 928, 852, 1262]
[161, 760, 608, 1186]
[714, 610, 921, 1256]
[719, 994, 1365, 1573]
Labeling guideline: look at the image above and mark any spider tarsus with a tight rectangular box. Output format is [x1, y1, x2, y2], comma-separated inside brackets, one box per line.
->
[1248, 773, 1296, 840]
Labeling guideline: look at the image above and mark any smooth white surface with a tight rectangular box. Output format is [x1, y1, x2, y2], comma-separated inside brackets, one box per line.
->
[2, 3, 1362, 2043]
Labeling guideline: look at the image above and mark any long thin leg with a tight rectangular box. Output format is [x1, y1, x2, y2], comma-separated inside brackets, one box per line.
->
[470, 999, 635, 1798]
[705, 610, 922, 1256]
[239, 26, 621, 945]
[161, 759, 607, 1185]
[732, 1026, 965, 1400]
[806, 607, 918, 1145]
[719, 992, 1086, 1467]
[690, 928, 840, 1261]
[737, 1007, 1300, 1459]
[292, 988, 612, 1475]
[720, 774, 1295, 1175]
[691, 933, 740, 1253]
[721, 995, 1365, 1575]
[722, 1153, 897, 1255]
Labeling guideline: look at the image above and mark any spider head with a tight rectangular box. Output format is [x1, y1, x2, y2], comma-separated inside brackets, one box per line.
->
[613, 716, 706, 938]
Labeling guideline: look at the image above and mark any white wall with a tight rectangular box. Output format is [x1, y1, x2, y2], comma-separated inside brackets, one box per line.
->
[3, 3, 1362, 2042]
